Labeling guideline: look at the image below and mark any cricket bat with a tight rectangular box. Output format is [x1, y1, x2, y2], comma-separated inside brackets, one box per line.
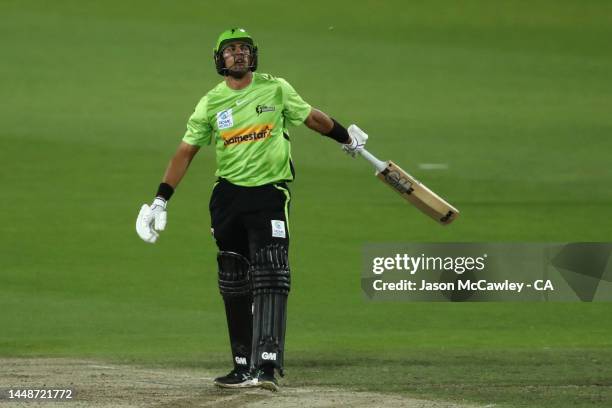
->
[349, 127, 459, 225]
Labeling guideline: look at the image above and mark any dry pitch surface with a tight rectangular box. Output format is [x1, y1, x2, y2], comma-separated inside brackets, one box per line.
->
[0, 358, 478, 408]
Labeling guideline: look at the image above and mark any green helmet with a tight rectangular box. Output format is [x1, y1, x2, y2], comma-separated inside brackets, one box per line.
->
[213, 28, 258, 76]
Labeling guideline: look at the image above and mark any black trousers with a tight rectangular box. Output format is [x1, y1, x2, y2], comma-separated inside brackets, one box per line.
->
[209, 178, 291, 370]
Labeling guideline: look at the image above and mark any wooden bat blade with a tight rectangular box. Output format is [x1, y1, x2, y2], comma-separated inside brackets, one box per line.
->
[377, 161, 460, 225]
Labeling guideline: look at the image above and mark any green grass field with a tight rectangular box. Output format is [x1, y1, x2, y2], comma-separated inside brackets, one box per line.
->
[1, 1, 612, 407]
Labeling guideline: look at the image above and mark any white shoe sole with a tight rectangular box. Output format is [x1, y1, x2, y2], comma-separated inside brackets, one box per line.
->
[214, 379, 258, 389]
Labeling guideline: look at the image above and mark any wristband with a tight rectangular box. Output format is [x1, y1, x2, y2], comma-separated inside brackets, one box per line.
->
[156, 182, 174, 201]
[323, 118, 350, 144]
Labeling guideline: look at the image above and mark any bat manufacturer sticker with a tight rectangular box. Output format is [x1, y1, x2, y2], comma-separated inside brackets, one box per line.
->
[440, 211, 454, 223]
[382, 168, 414, 195]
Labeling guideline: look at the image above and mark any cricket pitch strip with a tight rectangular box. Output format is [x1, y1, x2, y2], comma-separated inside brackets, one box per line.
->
[0, 358, 478, 408]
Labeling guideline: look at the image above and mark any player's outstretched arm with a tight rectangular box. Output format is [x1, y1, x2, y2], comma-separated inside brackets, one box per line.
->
[304, 108, 367, 156]
[304, 108, 335, 135]
[136, 142, 200, 243]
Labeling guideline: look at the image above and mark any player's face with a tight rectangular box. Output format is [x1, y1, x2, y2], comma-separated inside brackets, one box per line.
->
[222, 41, 252, 78]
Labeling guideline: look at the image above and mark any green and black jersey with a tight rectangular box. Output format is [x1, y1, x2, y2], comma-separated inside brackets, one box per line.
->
[183, 73, 312, 187]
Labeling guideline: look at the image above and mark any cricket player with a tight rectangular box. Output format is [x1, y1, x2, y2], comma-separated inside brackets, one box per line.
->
[136, 28, 367, 391]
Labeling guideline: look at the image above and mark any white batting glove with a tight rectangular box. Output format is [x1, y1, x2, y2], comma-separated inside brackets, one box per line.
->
[136, 198, 167, 244]
[342, 124, 369, 157]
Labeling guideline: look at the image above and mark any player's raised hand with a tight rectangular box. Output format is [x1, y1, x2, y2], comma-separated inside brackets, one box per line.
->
[136, 198, 167, 243]
[343, 124, 369, 157]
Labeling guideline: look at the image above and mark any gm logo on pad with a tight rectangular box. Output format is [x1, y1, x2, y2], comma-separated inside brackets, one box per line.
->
[261, 352, 277, 361]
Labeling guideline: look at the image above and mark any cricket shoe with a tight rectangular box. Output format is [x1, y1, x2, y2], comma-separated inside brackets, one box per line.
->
[253, 367, 279, 392]
[213, 368, 256, 389]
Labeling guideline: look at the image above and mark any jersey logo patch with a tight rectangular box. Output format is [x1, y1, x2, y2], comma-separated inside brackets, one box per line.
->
[221, 124, 274, 147]
[271, 220, 286, 238]
[216, 109, 234, 130]
[256, 104, 276, 115]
